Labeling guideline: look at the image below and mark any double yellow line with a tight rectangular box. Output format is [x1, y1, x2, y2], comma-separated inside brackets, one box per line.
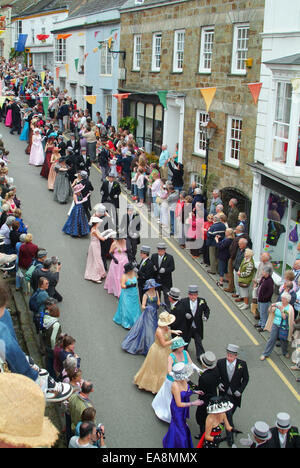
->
[92, 163, 300, 402]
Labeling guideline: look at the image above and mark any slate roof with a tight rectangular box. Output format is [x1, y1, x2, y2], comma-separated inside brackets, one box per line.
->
[68, 0, 127, 18]
[121, 0, 179, 10]
[11, 0, 69, 18]
[264, 53, 300, 66]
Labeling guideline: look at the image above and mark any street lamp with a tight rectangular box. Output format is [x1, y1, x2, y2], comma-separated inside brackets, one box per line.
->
[200, 118, 217, 207]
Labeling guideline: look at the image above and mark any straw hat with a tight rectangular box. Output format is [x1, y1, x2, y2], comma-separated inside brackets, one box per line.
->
[0, 373, 58, 448]
[158, 311, 175, 327]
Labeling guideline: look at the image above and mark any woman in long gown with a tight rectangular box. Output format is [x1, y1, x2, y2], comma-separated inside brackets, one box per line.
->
[20, 111, 30, 142]
[62, 184, 90, 238]
[122, 279, 161, 355]
[40, 136, 55, 178]
[163, 363, 203, 449]
[197, 397, 233, 449]
[113, 263, 141, 329]
[29, 128, 44, 166]
[84, 216, 106, 283]
[5, 103, 12, 128]
[53, 157, 72, 204]
[48, 147, 60, 190]
[133, 312, 182, 394]
[104, 237, 128, 297]
[152, 337, 198, 424]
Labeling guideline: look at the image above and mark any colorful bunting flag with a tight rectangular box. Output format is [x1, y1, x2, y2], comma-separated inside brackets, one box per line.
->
[157, 90, 168, 110]
[94, 31, 100, 38]
[107, 37, 113, 49]
[93, 47, 98, 53]
[248, 82, 262, 105]
[0, 97, 5, 108]
[84, 53, 89, 61]
[84, 95, 97, 105]
[200, 87, 216, 112]
[65, 64, 69, 78]
[78, 32, 85, 37]
[113, 93, 131, 104]
[40, 71, 45, 86]
[57, 34, 72, 40]
[56, 67, 60, 79]
[42, 96, 49, 116]
[74, 58, 79, 72]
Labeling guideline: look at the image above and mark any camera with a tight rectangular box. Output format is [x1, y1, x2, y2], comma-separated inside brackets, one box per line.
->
[51, 256, 61, 266]
[96, 425, 105, 439]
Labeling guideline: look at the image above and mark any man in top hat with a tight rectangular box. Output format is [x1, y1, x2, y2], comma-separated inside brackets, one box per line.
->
[151, 243, 175, 312]
[57, 135, 67, 157]
[137, 246, 155, 301]
[217, 344, 249, 447]
[173, 285, 210, 361]
[77, 147, 91, 175]
[269, 413, 300, 448]
[10, 97, 22, 135]
[195, 351, 220, 437]
[93, 204, 113, 271]
[100, 172, 121, 229]
[66, 133, 80, 155]
[119, 204, 141, 263]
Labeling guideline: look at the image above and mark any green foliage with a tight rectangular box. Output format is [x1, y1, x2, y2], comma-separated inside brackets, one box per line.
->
[118, 116, 138, 134]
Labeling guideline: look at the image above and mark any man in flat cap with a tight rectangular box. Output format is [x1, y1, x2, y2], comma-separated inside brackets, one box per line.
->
[217, 344, 249, 447]
[137, 246, 155, 301]
[151, 243, 175, 311]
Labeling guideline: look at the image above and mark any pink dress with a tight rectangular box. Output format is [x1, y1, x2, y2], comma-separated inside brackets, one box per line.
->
[5, 109, 12, 127]
[104, 244, 129, 297]
[29, 134, 45, 166]
[48, 158, 59, 190]
[84, 230, 106, 282]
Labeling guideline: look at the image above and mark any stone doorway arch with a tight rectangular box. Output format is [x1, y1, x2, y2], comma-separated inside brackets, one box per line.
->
[220, 187, 252, 223]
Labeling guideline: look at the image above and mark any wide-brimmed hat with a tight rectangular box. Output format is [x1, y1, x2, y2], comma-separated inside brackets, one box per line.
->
[251, 421, 272, 441]
[207, 396, 234, 415]
[172, 362, 194, 381]
[158, 311, 175, 327]
[144, 279, 161, 290]
[276, 413, 291, 431]
[0, 373, 58, 448]
[73, 183, 84, 194]
[171, 337, 188, 350]
[199, 351, 217, 369]
[89, 216, 102, 225]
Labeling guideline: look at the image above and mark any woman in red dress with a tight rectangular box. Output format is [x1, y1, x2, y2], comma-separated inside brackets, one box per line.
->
[40, 136, 55, 179]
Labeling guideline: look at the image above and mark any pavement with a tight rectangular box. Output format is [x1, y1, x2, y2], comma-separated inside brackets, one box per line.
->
[2, 122, 300, 449]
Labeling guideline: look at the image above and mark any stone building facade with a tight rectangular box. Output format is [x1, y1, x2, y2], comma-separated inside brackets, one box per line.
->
[119, 0, 265, 214]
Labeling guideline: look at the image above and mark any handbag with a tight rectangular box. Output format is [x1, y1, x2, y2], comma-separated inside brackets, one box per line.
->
[156, 196, 163, 205]
[278, 318, 289, 341]
[238, 282, 249, 288]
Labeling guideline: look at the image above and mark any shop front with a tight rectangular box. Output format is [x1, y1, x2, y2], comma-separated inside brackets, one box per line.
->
[123, 93, 164, 155]
[250, 163, 300, 283]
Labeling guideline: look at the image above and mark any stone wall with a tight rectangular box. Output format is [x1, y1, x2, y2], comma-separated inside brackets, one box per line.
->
[119, 0, 265, 199]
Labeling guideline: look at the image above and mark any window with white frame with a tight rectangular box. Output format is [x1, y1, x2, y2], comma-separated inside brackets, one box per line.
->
[100, 43, 112, 76]
[231, 23, 249, 75]
[31, 28, 35, 44]
[152, 32, 162, 71]
[133, 34, 141, 71]
[199, 26, 214, 73]
[190, 172, 203, 189]
[194, 110, 209, 155]
[173, 30, 185, 72]
[273, 81, 292, 164]
[55, 38, 66, 63]
[15, 20, 22, 42]
[105, 94, 112, 118]
[225, 116, 243, 166]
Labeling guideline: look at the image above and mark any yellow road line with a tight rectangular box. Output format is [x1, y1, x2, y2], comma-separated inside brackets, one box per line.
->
[92, 163, 300, 400]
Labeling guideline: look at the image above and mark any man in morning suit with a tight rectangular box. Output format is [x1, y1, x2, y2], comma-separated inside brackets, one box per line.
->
[269, 413, 300, 448]
[151, 243, 175, 311]
[137, 246, 155, 302]
[217, 344, 249, 447]
[100, 172, 121, 229]
[119, 204, 141, 263]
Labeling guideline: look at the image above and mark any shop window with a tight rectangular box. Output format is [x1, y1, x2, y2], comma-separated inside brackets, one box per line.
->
[136, 102, 144, 147]
[153, 104, 163, 155]
[145, 103, 154, 153]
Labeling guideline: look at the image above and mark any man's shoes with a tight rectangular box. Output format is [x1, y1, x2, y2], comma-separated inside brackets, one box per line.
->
[232, 294, 239, 298]
[235, 298, 243, 302]
[239, 303, 249, 310]
[224, 288, 234, 293]
[194, 434, 201, 440]
[207, 270, 216, 275]
[227, 432, 234, 447]
[46, 378, 73, 403]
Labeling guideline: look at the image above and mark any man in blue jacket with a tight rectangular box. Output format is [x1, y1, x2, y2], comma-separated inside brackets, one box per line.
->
[206, 215, 226, 274]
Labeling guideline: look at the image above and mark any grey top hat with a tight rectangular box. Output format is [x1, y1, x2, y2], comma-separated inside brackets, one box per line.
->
[157, 242, 167, 250]
[188, 285, 198, 294]
[108, 172, 116, 178]
[276, 413, 291, 431]
[199, 351, 217, 369]
[251, 422, 272, 441]
[127, 204, 134, 211]
[140, 245, 150, 254]
[80, 171, 88, 179]
[227, 344, 239, 354]
[167, 287, 181, 301]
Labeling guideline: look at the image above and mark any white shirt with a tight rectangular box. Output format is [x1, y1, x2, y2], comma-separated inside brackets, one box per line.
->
[278, 432, 287, 448]
[226, 359, 237, 394]
[189, 299, 197, 328]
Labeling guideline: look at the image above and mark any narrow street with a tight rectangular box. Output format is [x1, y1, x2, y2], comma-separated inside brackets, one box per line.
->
[3, 122, 299, 448]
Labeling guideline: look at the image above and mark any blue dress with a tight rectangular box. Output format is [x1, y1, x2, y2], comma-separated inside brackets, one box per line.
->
[113, 277, 141, 329]
[20, 121, 29, 141]
[62, 198, 90, 237]
[121, 294, 158, 355]
[162, 387, 194, 448]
